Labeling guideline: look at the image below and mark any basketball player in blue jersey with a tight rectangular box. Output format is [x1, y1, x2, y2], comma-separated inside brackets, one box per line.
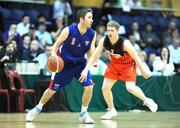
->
[26, 8, 96, 124]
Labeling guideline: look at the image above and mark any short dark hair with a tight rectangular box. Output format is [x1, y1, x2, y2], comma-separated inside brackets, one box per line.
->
[76, 8, 93, 22]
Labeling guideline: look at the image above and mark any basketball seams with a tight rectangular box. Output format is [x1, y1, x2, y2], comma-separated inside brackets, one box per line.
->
[55, 55, 59, 73]
[47, 55, 64, 73]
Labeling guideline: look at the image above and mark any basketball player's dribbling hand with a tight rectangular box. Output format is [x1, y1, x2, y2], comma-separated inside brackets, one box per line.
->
[79, 69, 88, 83]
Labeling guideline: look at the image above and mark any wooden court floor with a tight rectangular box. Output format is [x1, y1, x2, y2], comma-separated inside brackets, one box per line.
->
[0, 112, 180, 128]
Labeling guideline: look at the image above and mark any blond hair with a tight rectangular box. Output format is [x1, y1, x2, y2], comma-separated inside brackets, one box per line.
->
[107, 20, 120, 30]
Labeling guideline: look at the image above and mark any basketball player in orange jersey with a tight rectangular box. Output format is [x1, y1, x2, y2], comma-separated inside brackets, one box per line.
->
[26, 8, 96, 124]
[80, 20, 158, 120]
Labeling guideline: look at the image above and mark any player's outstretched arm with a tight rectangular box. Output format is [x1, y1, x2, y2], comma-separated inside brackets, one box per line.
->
[79, 37, 104, 83]
[123, 40, 152, 79]
[51, 27, 69, 55]
[88, 33, 96, 57]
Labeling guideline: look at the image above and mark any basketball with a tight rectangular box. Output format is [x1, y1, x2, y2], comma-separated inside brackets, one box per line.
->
[47, 55, 64, 73]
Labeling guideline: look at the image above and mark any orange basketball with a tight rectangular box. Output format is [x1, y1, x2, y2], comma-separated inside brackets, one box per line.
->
[47, 55, 64, 73]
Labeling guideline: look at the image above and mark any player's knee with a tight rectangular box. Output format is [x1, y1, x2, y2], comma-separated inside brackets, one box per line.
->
[47, 88, 56, 95]
[126, 84, 136, 93]
[84, 86, 93, 94]
[102, 85, 111, 92]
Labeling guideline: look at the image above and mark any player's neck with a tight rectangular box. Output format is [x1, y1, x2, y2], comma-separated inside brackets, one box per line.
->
[78, 23, 87, 35]
[110, 34, 119, 45]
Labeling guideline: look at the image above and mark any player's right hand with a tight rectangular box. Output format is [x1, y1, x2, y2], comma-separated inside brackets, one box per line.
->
[79, 69, 88, 83]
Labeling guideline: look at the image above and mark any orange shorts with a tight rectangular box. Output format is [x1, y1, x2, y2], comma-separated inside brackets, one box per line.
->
[104, 53, 136, 82]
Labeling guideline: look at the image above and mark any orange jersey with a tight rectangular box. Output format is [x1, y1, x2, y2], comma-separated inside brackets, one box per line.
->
[104, 52, 136, 82]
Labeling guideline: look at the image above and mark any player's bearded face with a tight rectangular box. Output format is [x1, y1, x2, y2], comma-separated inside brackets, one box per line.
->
[107, 26, 118, 39]
[84, 12, 93, 28]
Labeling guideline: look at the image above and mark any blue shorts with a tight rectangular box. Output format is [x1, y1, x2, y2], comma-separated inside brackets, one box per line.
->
[49, 61, 94, 91]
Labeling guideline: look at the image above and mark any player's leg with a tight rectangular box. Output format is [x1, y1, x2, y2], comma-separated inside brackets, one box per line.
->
[26, 88, 56, 122]
[26, 70, 73, 122]
[126, 81, 146, 100]
[79, 86, 94, 124]
[102, 78, 117, 109]
[125, 81, 158, 112]
[78, 71, 94, 124]
[101, 78, 117, 120]
[38, 88, 56, 108]
[82, 86, 93, 110]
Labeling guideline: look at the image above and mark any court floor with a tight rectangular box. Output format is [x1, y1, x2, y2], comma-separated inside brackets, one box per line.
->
[0, 112, 180, 128]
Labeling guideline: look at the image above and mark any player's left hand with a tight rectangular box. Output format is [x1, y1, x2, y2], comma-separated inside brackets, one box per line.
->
[79, 69, 88, 83]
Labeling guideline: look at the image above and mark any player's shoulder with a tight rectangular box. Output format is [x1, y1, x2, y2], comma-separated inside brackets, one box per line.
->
[102, 35, 106, 42]
[67, 23, 77, 32]
[122, 37, 131, 47]
[61, 26, 69, 35]
[68, 23, 77, 28]
[99, 36, 106, 46]
[63, 23, 77, 35]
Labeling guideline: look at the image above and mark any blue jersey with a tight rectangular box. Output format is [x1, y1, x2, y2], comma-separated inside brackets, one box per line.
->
[60, 24, 95, 63]
[50, 23, 95, 90]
